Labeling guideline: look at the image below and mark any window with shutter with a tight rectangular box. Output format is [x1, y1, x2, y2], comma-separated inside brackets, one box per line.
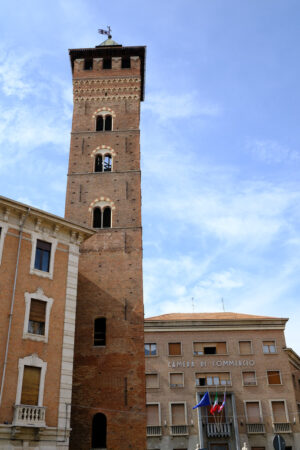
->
[194, 341, 227, 355]
[21, 366, 41, 405]
[146, 374, 159, 388]
[246, 402, 261, 423]
[272, 401, 287, 422]
[147, 404, 160, 426]
[28, 299, 46, 335]
[239, 341, 252, 354]
[168, 342, 181, 356]
[170, 373, 184, 387]
[242, 371, 257, 386]
[267, 371, 281, 384]
[171, 403, 186, 425]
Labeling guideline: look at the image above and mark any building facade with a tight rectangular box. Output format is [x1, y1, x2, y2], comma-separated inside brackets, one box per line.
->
[65, 36, 147, 449]
[145, 313, 300, 450]
[0, 195, 93, 449]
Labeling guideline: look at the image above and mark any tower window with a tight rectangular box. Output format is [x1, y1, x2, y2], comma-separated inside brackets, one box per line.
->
[103, 154, 112, 171]
[96, 115, 112, 132]
[92, 413, 107, 448]
[94, 154, 112, 172]
[93, 207, 112, 229]
[122, 57, 131, 69]
[94, 318, 106, 346]
[103, 58, 112, 69]
[84, 59, 93, 70]
[95, 155, 103, 172]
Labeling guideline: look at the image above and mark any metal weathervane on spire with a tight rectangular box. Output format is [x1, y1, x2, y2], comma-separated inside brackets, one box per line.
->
[98, 26, 112, 39]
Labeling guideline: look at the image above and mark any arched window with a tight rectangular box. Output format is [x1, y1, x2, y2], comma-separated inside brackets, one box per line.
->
[94, 318, 106, 346]
[103, 154, 112, 172]
[102, 207, 111, 228]
[93, 207, 112, 229]
[95, 155, 103, 172]
[93, 208, 101, 228]
[95, 115, 112, 132]
[92, 413, 106, 449]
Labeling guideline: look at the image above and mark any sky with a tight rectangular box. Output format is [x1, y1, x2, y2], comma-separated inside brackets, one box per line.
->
[0, 0, 300, 352]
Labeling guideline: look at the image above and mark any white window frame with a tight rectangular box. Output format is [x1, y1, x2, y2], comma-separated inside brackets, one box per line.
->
[169, 372, 184, 388]
[241, 370, 257, 386]
[23, 288, 53, 343]
[244, 400, 263, 423]
[146, 402, 161, 426]
[195, 372, 232, 387]
[145, 372, 160, 389]
[238, 340, 253, 355]
[30, 232, 57, 279]
[168, 342, 182, 357]
[270, 399, 289, 423]
[267, 370, 282, 385]
[0, 222, 8, 265]
[262, 339, 277, 354]
[16, 354, 47, 406]
[169, 401, 187, 425]
[192, 341, 228, 356]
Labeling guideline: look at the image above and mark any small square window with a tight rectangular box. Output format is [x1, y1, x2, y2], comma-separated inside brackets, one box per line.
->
[239, 340, 252, 355]
[168, 342, 181, 356]
[103, 58, 112, 69]
[145, 343, 157, 356]
[267, 370, 281, 385]
[34, 240, 51, 272]
[121, 57, 131, 68]
[169, 373, 184, 388]
[263, 340, 276, 354]
[242, 371, 257, 386]
[146, 373, 159, 388]
[84, 59, 93, 70]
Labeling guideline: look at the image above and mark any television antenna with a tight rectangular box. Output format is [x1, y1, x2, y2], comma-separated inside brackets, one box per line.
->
[221, 297, 225, 312]
[98, 26, 112, 39]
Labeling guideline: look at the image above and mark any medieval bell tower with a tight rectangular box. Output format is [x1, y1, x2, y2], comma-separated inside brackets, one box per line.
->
[65, 33, 146, 449]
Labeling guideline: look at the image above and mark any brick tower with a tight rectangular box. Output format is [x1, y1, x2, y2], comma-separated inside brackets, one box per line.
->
[65, 35, 146, 449]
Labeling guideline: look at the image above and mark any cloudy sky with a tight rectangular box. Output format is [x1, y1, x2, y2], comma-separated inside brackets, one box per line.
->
[1, 0, 300, 351]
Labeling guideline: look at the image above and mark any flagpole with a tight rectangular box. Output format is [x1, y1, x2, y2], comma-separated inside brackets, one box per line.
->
[196, 392, 204, 449]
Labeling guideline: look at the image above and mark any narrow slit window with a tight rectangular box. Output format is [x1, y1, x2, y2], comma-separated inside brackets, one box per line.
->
[28, 299, 46, 335]
[95, 155, 103, 172]
[96, 116, 104, 131]
[93, 207, 101, 228]
[92, 413, 107, 448]
[94, 318, 106, 346]
[102, 207, 111, 228]
[34, 240, 51, 272]
[105, 115, 112, 131]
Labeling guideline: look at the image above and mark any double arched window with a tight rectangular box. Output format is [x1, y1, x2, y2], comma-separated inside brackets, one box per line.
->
[93, 207, 111, 229]
[96, 115, 112, 132]
[92, 413, 106, 449]
[95, 154, 112, 172]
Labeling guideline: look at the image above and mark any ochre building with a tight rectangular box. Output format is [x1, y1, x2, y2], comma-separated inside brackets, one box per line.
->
[0, 195, 92, 449]
[65, 35, 147, 450]
[144, 313, 300, 450]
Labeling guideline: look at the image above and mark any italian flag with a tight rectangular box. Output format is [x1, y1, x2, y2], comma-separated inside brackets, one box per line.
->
[210, 392, 218, 415]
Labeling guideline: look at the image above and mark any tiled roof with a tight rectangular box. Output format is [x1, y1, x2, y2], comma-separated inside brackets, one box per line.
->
[145, 312, 281, 321]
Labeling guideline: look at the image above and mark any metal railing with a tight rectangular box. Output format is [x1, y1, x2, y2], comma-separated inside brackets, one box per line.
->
[146, 426, 162, 436]
[170, 425, 188, 435]
[246, 423, 265, 434]
[273, 422, 292, 433]
[206, 422, 231, 437]
[13, 405, 46, 427]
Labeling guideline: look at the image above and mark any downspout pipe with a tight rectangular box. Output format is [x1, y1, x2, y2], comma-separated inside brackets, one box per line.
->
[0, 207, 31, 406]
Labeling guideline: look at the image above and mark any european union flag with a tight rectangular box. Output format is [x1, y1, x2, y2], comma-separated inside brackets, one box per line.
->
[193, 391, 211, 409]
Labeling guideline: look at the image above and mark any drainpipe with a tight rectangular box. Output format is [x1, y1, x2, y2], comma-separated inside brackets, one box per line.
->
[0, 208, 31, 406]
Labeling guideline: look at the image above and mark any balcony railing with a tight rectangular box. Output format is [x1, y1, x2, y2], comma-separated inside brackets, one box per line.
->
[147, 426, 162, 436]
[206, 423, 231, 438]
[246, 423, 265, 434]
[170, 425, 188, 435]
[273, 422, 292, 433]
[13, 405, 46, 427]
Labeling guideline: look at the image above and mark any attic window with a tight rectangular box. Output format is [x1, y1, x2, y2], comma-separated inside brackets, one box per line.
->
[103, 58, 112, 69]
[122, 57, 131, 69]
[84, 59, 93, 70]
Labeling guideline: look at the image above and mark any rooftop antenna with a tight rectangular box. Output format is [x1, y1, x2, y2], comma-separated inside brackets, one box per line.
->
[221, 297, 225, 312]
[98, 26, 112, 39]
[192, 297, 195, 313]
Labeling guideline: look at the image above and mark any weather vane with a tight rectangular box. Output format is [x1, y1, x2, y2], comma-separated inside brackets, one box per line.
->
[98, 26, 112, 40]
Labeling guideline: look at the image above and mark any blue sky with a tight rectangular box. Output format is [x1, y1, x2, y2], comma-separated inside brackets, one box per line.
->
[1, 0, 300, 351]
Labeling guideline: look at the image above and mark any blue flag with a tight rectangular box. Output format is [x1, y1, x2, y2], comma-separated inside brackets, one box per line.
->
[193, 391, 211, 409]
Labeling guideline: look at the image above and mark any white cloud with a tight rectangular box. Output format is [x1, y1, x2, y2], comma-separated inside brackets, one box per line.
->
[248, 139, 300, 164]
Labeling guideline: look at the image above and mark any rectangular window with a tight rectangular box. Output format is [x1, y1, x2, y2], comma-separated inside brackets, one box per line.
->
[239, 340, 252, 355]
[94, 318, 106, 346]
[145, 343, 157, 356]
[169, 373, 184, 388]
[245, 401, 261, 423]
[267, 370, 281, 385]
[193, 341, 227, 356]
[84, 59, 93, 70]
[272, 401, 288, 423]
[242, 371, 257, 386]
[28, 299, 46, 335]
[103, 58, 112, 69]
[121, 56, 131, 68]
[263, 340, 276, 353]
[146, 374, 159, 389]
[196, 372, 231, 387]
[34, 240, 51, 272]
[147, 404, 160, 426]
[171, 403, 186, 425]
[21, 366, 41, 405]
[168, 342, 181, 356]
